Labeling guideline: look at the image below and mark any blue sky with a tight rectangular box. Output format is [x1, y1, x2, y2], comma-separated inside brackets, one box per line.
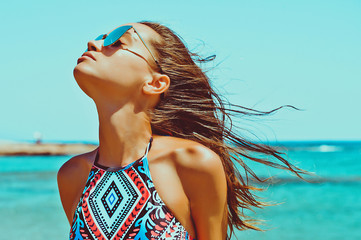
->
[1, 0, 360, 142]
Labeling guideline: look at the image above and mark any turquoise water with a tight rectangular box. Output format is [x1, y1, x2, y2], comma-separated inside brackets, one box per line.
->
[0, 142, 360, 240]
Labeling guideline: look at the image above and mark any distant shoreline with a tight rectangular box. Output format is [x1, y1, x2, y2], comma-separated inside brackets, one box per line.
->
[1, 140, 360, 156]
[0, 143, 97, 156]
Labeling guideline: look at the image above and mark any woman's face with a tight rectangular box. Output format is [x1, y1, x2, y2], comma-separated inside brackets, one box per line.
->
[73, 23, 160, 104]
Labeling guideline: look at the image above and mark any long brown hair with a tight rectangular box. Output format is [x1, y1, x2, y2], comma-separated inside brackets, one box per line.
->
[140, 21, 306, 239]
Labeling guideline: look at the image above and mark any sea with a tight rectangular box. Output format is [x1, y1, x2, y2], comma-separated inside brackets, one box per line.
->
[0, 141, 360, 240]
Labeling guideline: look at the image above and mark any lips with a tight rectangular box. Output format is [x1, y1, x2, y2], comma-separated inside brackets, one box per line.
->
[82, 52, 96, 60]
[77, 52, 96, 64]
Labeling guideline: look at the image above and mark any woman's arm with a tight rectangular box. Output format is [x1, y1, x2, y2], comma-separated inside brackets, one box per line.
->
[176, 145, 228, 240]
[57, 154, 91, 225]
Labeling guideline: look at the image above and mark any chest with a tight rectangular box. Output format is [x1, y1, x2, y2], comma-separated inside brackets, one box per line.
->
[70, 158, 195, 239]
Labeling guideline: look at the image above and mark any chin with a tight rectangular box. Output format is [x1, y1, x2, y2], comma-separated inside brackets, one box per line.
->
[73, 65, 97, 98]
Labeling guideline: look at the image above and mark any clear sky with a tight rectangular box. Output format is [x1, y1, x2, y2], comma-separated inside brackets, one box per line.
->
[1, 0, 360, 143]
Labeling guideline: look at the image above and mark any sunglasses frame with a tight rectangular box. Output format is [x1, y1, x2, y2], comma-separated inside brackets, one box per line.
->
[94, 25, 163, 73]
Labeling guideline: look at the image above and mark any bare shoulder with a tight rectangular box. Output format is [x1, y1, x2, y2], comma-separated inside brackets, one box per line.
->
[152, 136, 224, 181]
[157, 136, 227, 239]
[166, 137, 223, 173]
[57, 148, 98, 224]
[159, 137, 227, 239]
[57, 149, 95, 178]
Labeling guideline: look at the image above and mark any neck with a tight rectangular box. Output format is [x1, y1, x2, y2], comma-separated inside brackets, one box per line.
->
[96, 103, 152, 167]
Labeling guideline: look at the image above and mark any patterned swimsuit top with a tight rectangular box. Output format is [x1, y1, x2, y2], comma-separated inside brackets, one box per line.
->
[70, 136, 195, 240]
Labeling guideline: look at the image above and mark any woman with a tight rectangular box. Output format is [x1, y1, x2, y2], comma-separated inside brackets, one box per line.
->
[57, 21, 305, 240]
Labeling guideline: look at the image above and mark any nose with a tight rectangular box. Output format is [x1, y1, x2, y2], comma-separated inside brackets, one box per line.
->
[86, 39, 103, 52]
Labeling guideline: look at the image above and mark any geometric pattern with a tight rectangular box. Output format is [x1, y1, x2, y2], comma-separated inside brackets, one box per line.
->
[101, 181, 123, 218]
[69, 137, 195, 240]
[89, 172, 140, 238]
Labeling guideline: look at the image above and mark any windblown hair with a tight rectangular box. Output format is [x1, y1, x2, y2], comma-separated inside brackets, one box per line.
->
[140, 21, 306, 239]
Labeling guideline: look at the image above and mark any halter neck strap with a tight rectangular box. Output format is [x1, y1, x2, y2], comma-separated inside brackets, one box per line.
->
[144, 136, 153, 157]
[94, 136, 153, 171]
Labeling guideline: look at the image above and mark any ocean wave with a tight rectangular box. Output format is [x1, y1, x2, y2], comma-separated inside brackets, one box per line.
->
[271, 141, 361, 152]
[290, 145, 344, 152]
[252, 176, 361, 185]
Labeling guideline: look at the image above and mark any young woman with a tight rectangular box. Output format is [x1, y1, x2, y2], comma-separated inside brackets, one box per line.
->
[57, 21, 305, 240]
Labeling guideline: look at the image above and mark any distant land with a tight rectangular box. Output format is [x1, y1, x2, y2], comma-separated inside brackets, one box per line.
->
[0, 139, 360, 156]
[0, 142, 97, 156]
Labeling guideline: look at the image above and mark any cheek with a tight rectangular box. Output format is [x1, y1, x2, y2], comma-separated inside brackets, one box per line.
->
[100, 54, 150, 86]
[102, 60, 134, 85]
[97, 57, 150, 99]
[72, 52, 152, 101]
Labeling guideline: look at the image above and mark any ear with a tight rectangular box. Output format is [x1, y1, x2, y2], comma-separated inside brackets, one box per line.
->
[143, 74, 170, 96]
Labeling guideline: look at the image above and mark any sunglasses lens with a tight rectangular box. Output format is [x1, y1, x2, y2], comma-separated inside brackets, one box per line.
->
[95, 34, 105, 41]
[103, 25, 132, 47]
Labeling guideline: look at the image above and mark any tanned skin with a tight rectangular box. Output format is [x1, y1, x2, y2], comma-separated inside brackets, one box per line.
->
[57, 22, 227, 240]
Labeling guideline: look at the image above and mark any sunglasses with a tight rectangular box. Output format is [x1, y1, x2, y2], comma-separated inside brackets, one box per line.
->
[91, 25, 163, 73]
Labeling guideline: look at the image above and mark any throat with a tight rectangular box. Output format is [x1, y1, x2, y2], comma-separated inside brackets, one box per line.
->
[96, 104, 153, 168]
